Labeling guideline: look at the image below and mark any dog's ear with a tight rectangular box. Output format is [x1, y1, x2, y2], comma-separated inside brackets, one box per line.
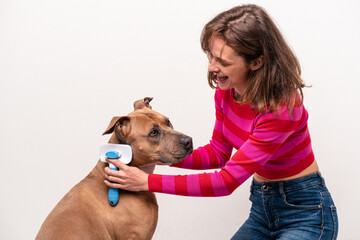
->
[102, 116, 130, 134]
[102, 116, 131, 143]
[103, 117, 120, 135]
[133, 97, 153, 110]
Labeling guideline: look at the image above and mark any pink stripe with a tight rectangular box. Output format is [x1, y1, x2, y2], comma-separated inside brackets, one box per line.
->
[225, 160, 253, 184]
[240, 141, 272, 164]
[255, 105, 303, 123]
[253, 128, 293, 143]
[210, 171, 230, 196]
[215, 90, 224, 107]
[222, 101, 254, 132]
[261, 155, 299, 171]
[214, 119, 223, 132]
[162, 176, 175, 194]
[223, 125, 245, 149]
[210, 139, 233, 154]
[187, 174, 202, 196]
[262, 143, 313, 171]
[272, 129, 309, 159]
[279, 106, 303, 121]
[198, 147, 210, 169]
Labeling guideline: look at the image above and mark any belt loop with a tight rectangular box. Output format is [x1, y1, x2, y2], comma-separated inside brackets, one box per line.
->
[319, 172, 326, 187]
[278, 181, 285, 196]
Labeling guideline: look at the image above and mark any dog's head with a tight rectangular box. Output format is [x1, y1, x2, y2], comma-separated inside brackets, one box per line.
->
[103, 97, 193, 167]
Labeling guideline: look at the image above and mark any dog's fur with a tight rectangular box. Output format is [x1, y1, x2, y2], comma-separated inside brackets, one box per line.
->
[36, 98, 193, 240]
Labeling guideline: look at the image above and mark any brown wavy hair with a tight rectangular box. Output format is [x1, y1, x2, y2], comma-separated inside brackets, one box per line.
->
[201, 4, 306, 113]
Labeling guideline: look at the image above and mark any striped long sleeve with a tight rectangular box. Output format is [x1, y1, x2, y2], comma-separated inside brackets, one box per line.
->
[148, 88, 314, 197]
[170, 90, 233, 170]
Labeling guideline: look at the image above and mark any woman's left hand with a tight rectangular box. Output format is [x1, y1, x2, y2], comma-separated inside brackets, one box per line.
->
[104, 158, 149, 192]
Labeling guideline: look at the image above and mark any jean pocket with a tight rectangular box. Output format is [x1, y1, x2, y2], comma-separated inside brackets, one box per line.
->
[281, 185, 323, 209]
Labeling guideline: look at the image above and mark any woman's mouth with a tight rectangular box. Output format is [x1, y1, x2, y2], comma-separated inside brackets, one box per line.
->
[217, 75, 229, 83]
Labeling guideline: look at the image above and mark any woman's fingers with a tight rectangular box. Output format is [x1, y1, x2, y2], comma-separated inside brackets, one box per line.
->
[104, 180, 126, 189]
[104, 160, 149, 192]
[104, 171, 130, 190]
[104, 171, 121, 182]
[106, 157, 127, 170]
[104, 166, 123, 178]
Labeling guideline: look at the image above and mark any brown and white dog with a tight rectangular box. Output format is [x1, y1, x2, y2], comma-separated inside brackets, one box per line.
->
[36, 97, 193, 240]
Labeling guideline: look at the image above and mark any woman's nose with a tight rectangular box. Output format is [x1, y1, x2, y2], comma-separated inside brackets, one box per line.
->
[208, 60, 220, 73]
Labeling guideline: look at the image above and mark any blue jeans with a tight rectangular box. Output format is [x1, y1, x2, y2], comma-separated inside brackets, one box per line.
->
[231, 172, 338, 240]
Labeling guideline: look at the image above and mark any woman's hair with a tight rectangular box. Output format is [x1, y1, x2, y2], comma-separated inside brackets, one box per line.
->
[201, 4, 306, 113]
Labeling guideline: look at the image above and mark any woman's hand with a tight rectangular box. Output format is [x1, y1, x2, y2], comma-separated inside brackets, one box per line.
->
[104, 158, 149, 192]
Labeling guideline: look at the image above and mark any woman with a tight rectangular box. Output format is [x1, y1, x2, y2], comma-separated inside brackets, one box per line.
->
[105, 4, 338, 239]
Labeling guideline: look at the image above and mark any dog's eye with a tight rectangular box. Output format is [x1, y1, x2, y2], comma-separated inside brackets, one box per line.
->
[149, 129, 160, 137]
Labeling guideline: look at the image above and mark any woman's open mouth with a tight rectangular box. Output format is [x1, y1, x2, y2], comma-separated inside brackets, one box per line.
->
[217, 75, 229, 83]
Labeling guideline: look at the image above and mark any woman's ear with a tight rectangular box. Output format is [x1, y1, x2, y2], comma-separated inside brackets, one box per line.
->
[249, 55, 264, 71]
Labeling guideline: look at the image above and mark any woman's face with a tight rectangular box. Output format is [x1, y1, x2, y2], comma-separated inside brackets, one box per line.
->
[207, 36, 252, 97]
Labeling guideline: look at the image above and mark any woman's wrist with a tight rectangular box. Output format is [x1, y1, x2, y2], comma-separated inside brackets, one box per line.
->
[143, 173, 149, 191]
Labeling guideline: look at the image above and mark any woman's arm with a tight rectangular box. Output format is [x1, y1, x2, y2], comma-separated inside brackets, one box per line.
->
[148, 107, 307, 197]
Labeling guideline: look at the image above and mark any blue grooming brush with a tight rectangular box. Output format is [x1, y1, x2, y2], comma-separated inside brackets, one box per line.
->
[105, 151, 120, 206]
[99, 144, 132, 206]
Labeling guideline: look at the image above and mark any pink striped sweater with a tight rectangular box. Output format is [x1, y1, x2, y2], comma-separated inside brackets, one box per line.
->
[148, 88, 315, 197]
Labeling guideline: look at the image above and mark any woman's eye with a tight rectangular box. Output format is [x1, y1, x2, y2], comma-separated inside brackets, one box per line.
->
[219, 61, 230, 67]
[149, 129, 160, 137]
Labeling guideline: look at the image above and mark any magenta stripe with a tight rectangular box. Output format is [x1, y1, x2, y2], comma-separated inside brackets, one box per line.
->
[162, 176, 176, 194]
[225, 160, 253, 184]
[181, 154, 194, 169]
[187, 174, 202, 196]
[215, 103, 223, 112]
[210, 171, 230, 196]
[293, 116, 308, 132]
[297, 142, 313, 159]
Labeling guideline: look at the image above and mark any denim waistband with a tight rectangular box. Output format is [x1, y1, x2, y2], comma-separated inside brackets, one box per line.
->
[251, 172, 325, 194]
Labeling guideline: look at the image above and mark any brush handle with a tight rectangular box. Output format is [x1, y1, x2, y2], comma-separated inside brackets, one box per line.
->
[106, 151, 120, 206]
[108, 164, 119, 206]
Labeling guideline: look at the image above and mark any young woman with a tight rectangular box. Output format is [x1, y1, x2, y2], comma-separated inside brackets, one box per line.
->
[105, 4, 338, 239]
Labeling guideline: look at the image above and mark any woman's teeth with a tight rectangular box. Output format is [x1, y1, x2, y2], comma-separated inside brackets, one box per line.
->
[217, 75, 228, 82]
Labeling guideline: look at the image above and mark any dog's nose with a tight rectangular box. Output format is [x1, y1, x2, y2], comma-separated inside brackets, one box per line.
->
[180, 136, 193, 149]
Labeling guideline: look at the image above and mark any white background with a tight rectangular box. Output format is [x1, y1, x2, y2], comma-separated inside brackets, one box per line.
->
[1, 0, 359, 239]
